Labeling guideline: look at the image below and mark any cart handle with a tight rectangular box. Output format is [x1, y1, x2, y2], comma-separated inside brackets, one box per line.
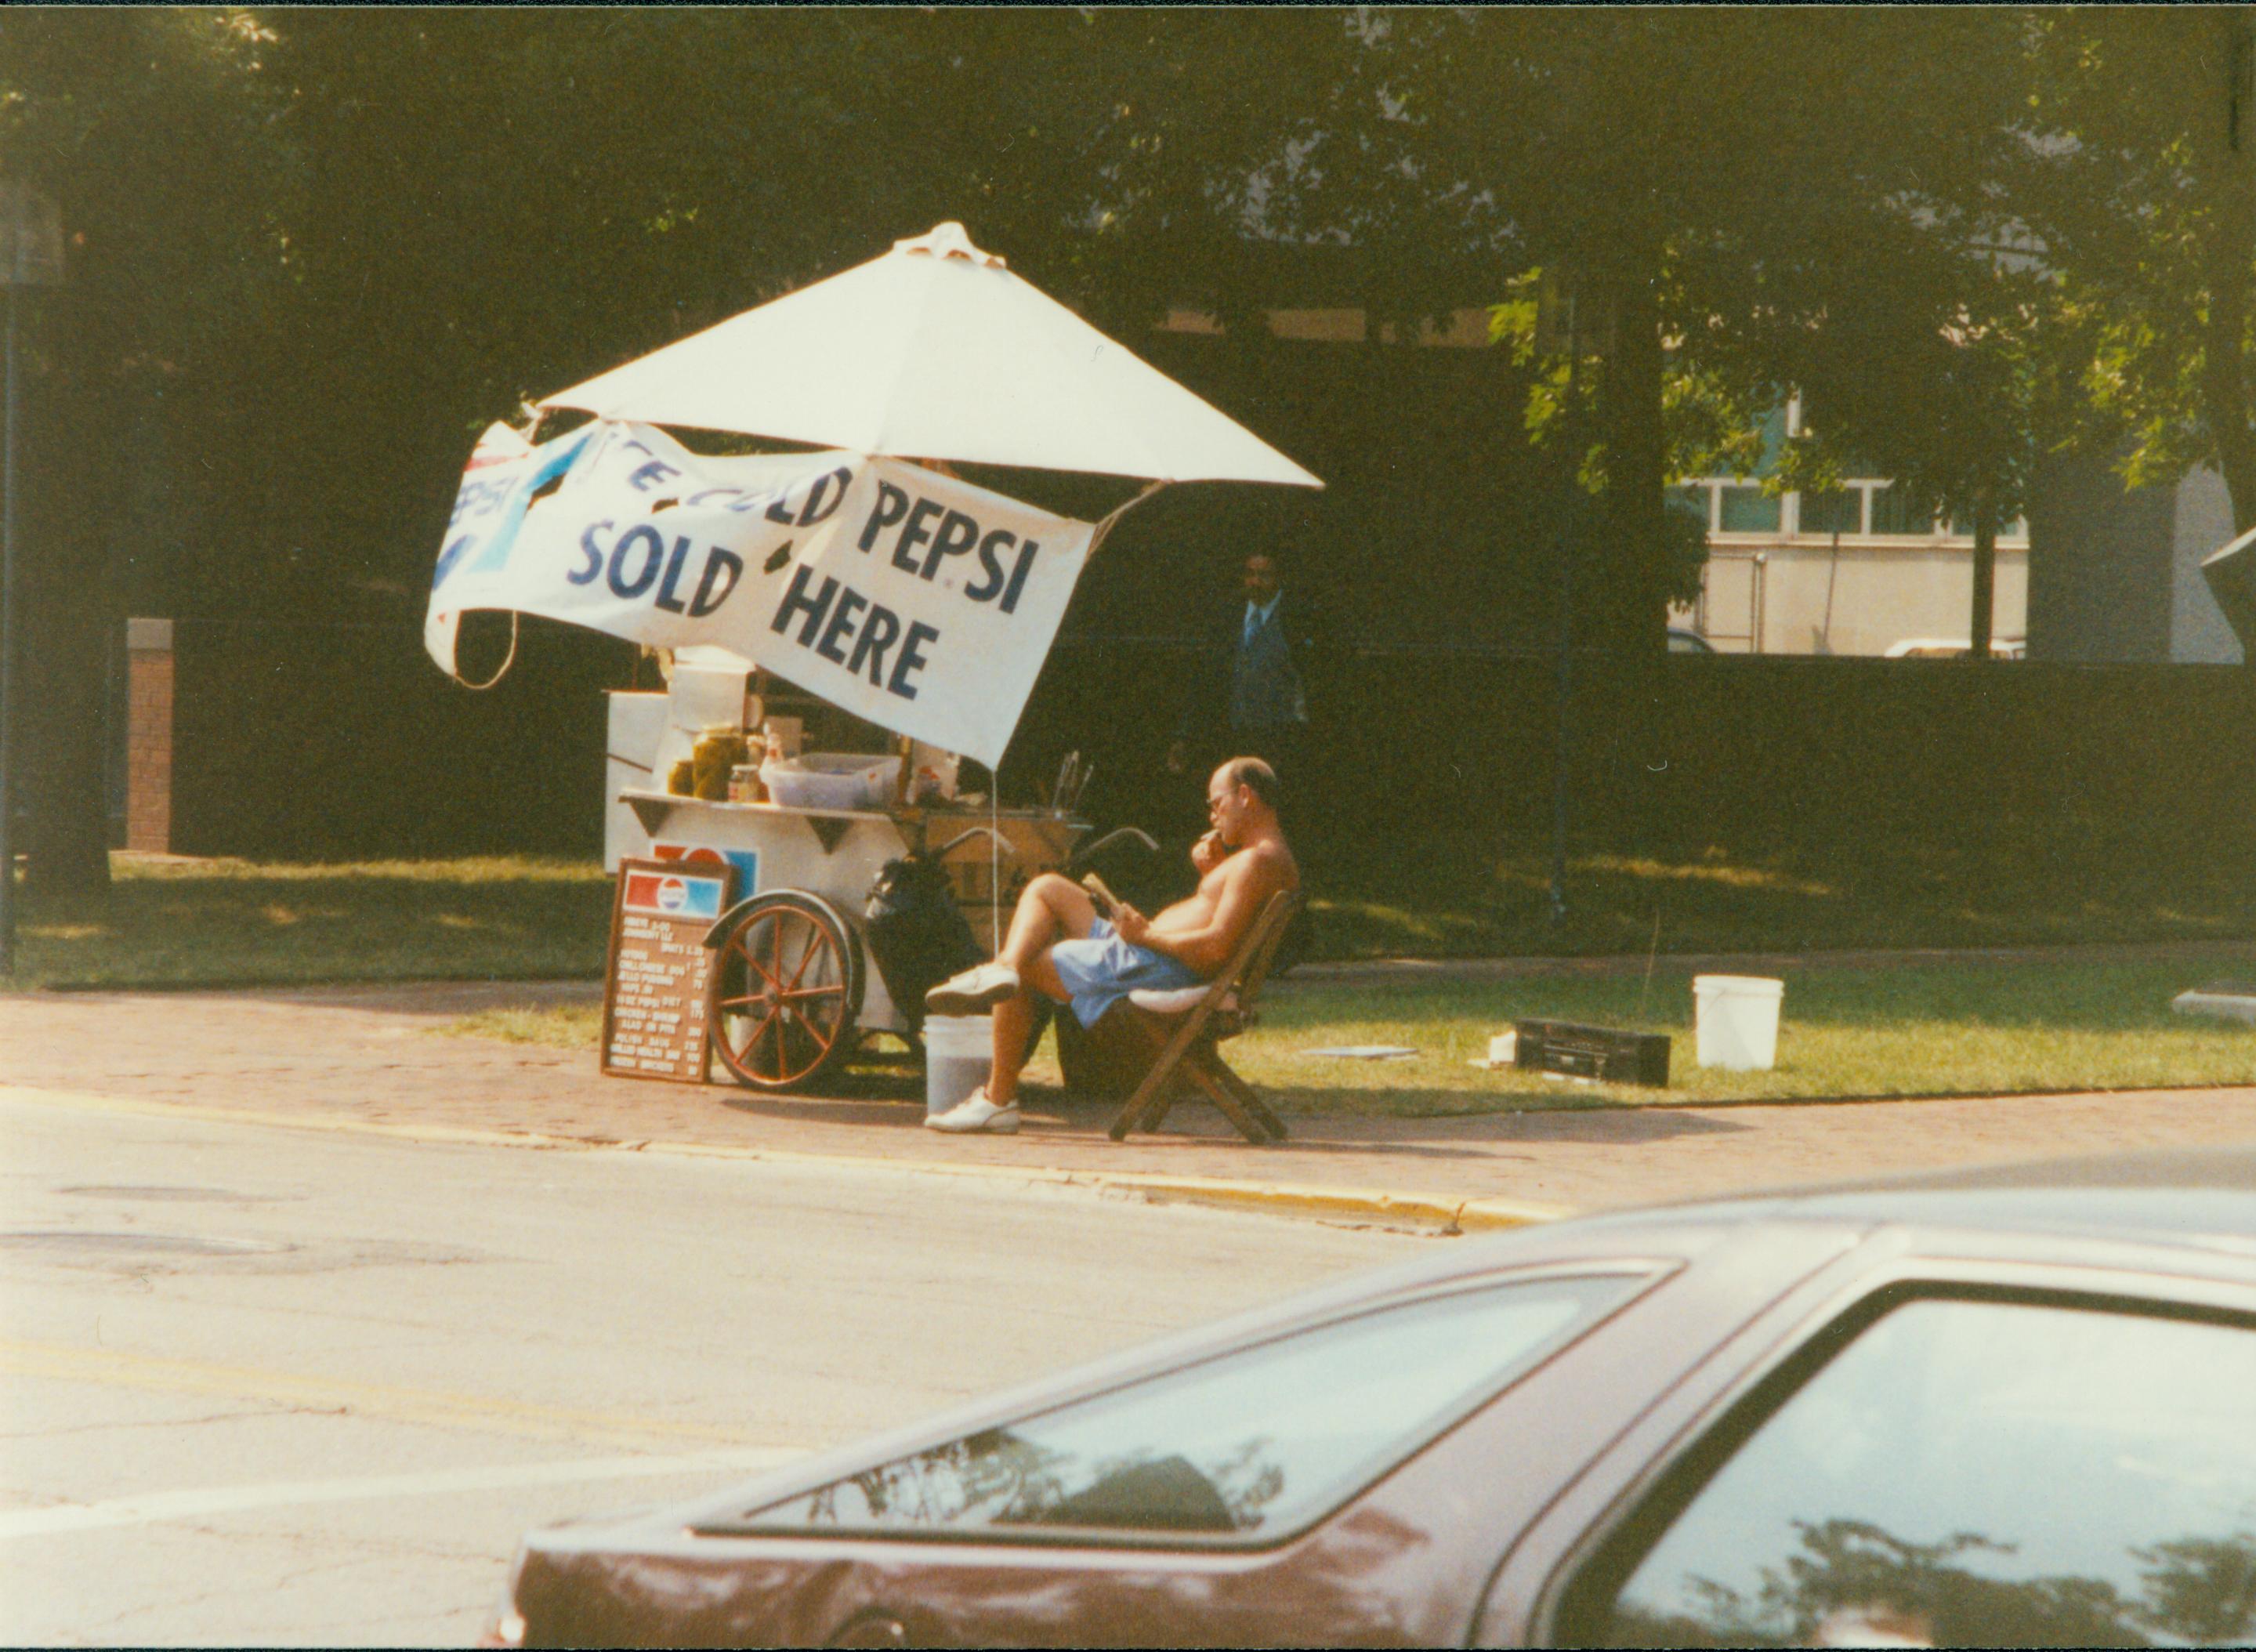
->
[1069, 827, 1159, 868]
[933, 825, 1019, 860]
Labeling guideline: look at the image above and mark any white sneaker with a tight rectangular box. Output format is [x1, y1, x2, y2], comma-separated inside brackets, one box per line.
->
[924, 1089, 1021, 1134]
[925, 962, 1020, 1016]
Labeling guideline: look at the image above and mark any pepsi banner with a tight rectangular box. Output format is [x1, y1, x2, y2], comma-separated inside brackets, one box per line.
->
[426, 420, 1096, 766]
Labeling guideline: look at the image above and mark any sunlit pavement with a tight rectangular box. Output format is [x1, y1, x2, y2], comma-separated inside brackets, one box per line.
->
[0, 1095, 1421, 1645]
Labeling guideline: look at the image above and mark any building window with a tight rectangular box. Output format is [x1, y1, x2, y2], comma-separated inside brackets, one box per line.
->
[1754, 406, 1788, 472]
[1669, 485, 1717, 533]
[1800, 488, 1861, 537]
[1867, 484, 1929, 537]
[1949, 512, 2030, 542]
[1718, 486, 1781, 533]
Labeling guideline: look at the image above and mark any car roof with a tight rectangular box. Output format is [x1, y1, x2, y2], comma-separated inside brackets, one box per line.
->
[1599, 1143, 2256, 1245]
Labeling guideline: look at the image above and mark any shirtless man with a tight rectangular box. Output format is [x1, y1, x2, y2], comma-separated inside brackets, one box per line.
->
[921, 757, 1299, 1134]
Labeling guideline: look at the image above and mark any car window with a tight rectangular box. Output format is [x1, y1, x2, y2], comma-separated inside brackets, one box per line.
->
[730, 1273, 1642, 1544]
[1577, 1295, 2256, 1648]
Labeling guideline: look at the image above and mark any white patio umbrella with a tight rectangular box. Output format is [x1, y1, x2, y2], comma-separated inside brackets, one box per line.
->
[540, 222, 1321, 490]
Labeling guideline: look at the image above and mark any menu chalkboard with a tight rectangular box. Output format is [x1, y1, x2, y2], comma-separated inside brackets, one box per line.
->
[601, 857, 739, 1083]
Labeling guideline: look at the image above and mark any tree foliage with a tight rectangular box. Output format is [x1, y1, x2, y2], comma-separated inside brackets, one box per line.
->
[2018, 7, 2256, 531]
[0, 8, 295, 896]
[5, 9, 2251, 893]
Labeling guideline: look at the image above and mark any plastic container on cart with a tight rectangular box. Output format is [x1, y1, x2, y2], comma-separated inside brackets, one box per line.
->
[760, 753, 903, 811]
[924, 1015, 993, 1118]
[908, 741, 961, 803]
[1693, 975, 1783, 1071]
[762, 716, 804, 759]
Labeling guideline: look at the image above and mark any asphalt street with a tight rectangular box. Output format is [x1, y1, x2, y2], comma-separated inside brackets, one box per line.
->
[0, 1095, 1423, 1646]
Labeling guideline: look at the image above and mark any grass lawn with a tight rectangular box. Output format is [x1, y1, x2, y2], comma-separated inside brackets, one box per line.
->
[11, 853, 2254, 1113]
[1304, 828, 2256, 960]
[8, 835, 2248, 991]
[450, 956, 2256, 1113]
[1227, 959, 2256, 1113]
[6, 856, 613, 990]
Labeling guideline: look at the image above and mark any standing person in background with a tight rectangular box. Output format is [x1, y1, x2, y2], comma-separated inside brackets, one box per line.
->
[1165, 549, 1326, 815]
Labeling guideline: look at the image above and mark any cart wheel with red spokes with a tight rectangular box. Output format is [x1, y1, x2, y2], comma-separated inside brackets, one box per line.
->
[706, 892, 866, 1091]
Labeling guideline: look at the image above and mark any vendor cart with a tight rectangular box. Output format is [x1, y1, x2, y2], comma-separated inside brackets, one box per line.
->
[428, 222, 1319, 1096]
[608, 665, 1135, 1089]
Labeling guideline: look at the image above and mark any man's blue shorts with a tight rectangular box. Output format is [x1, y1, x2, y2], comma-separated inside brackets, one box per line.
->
[1049, 918, 1206, 1028]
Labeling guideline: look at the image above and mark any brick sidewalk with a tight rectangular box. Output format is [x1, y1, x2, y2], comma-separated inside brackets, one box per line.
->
[7, 980, 2255, 1216]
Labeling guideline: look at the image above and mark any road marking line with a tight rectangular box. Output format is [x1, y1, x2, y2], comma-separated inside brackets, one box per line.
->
[0, 1083, 1569, 1230]
[0, 1446, 806, 1539]
[0, 1339, 774, 1453]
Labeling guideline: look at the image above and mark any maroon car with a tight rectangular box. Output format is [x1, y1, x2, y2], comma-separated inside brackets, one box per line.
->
[490, 1150, 2256, 1648]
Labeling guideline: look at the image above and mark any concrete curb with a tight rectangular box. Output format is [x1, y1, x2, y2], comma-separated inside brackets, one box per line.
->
[0, 1084, 1570, 1235]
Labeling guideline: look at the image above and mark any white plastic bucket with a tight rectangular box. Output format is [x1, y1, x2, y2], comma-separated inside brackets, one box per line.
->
[1693, 975, 1784, 1071]
[923, 1015, 993, 1118]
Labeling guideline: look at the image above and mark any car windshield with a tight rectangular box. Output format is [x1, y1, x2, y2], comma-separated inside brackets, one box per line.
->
[727, 1271, 1643, 1542]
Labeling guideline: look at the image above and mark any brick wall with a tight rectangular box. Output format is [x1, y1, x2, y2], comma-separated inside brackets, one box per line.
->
[125, 618, 173, 853]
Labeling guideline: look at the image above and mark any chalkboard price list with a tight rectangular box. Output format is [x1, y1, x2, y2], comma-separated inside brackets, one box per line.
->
[599, 859, 737, 1085]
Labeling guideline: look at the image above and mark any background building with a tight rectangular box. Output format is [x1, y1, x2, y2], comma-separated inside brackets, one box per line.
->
[1669, 394, 2247, 665]
[2026, 458, 2244, 665]
[1669, 395, 2030, 657]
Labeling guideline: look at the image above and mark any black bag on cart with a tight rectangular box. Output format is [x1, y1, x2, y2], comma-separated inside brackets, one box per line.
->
[864, 857, 983, 1037]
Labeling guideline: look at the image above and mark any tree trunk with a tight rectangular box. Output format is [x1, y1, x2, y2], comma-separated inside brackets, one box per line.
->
[1589, 256, 1671, 847]
[1970, 488, 1997, 660]
[19, 253, 119, 904]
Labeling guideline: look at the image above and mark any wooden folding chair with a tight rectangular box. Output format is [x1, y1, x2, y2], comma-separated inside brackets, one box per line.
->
[1086, 889, 1301, 1144]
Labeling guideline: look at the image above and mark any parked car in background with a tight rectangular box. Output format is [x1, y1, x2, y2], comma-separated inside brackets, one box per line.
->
[1665, 627, 1717, 654]
[1882, 636, 2028, 659]
[488, 1150, 2256, 1648]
